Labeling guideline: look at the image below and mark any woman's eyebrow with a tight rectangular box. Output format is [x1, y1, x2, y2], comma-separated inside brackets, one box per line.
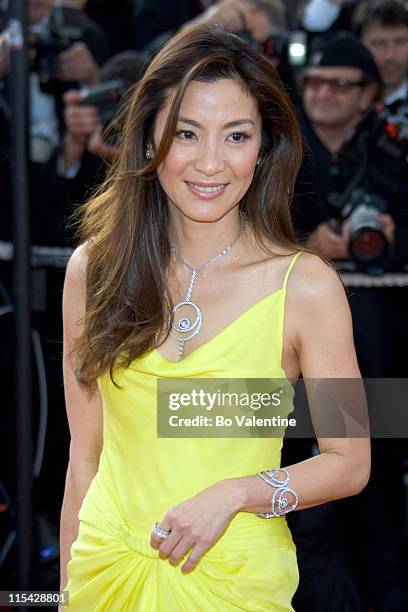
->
[178, 116, 255, 128]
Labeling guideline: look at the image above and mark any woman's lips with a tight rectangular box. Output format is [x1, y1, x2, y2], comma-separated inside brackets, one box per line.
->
[185, 181, 228, 200]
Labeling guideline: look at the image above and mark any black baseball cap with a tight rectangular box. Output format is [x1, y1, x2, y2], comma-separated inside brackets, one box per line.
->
[307, 31, 383, 84]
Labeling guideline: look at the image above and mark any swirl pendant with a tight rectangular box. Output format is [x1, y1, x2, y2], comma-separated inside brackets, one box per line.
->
[168, 213, 246, 358]
[169, 270, 202, 357]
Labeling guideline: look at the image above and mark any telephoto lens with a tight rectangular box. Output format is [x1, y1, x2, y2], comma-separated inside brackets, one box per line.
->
[347, 190, 390, 272]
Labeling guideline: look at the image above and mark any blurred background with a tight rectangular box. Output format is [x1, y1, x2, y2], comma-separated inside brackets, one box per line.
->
[1, 1, 408, 610]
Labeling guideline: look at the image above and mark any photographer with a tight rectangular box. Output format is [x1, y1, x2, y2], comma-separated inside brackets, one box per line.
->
[299, 32, 408, 372]
[129, 0, 282, 52]
[298, 32, 408, 610]
[0, 3, 107, 165]
[0, 1, 109, 239]
[38, 51, 147, 247]
[19, 0, 110, 245]
[26, 0, 109, 164]
[29, 0, 109, 78]
[182, 0, 286, 40]
[131, 1, 287, 58]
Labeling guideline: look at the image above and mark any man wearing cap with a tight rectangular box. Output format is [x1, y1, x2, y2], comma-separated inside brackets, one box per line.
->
[300, 31, 408, 370]
[297, 30, 408, 612]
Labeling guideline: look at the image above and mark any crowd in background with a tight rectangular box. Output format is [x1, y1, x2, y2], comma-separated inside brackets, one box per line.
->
[1, 1, 408, 610]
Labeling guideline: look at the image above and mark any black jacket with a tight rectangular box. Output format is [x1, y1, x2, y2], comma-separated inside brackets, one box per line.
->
[129, 0, 202, 51]
[300, 108, 408, 269]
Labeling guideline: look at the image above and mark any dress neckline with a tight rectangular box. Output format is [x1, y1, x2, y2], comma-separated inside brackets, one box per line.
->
[151, 286, 285, 366]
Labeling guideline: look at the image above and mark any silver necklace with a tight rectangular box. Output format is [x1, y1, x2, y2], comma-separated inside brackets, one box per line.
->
[169, 214, 246, 358]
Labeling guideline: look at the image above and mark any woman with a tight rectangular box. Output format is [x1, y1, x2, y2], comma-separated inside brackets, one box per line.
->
[60, 25, 370, 611]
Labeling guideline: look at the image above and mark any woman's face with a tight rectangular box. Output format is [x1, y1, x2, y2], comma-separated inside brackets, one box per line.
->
[153, 78, 262, 223]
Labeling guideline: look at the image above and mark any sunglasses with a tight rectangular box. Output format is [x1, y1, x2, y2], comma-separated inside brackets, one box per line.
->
[303, 76, 367, 94]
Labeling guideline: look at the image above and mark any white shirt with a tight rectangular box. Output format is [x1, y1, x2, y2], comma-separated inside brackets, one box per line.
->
[302, 0, 341, 32]
[384, 80, 408, 106]
[29, 14, 60, 163]
[30, 72, 60, 163]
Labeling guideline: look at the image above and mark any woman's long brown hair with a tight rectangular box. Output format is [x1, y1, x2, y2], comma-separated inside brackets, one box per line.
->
[74, 24, 304, 390]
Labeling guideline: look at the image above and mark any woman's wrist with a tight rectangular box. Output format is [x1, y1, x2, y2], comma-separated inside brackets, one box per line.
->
[223, 473, 298, 516]
[213, 477, 251, 515]
[220, 475, 268, 514]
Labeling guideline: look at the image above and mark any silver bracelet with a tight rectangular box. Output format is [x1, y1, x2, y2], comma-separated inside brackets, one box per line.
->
[256, 468, 299, 518]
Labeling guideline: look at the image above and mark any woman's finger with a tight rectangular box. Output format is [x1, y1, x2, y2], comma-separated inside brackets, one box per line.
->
[180, 542, 207, 573]
[166, 535, 195, 566]
[157, 530, 183, 560]
[150, 520, 174, 549]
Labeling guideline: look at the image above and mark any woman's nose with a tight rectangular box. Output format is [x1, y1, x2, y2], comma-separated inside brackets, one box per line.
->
[193, 139, 226, 176]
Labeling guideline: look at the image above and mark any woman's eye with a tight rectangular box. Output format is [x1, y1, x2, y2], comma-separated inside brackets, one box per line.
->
[228, 132, 250, 143]
[176, 130, 196, 140]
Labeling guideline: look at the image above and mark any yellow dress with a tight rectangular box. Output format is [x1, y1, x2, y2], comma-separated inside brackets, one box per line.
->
[65, 252, 302, 611]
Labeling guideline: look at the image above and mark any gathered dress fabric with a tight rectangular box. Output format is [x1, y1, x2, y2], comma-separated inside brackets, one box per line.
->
[65, 252, 302, 611]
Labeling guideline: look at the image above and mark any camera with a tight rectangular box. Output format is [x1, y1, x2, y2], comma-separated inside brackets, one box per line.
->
[236, 31, 307, 66]
[329, 188, 389, 272]
[30, 6, 88, 93]
[78, 79, 127, 145]
[78, 79, 126, 127]
[263, 31, 308, 67]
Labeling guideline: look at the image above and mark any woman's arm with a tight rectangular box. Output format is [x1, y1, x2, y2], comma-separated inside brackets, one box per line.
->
[232, 253, 370, 515]
[150, 254, 370, 573]
[59, 245, 103, 591]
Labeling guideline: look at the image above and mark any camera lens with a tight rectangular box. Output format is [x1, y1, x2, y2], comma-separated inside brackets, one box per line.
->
[349, 227, 388, 262]
[348, 206, 389, 270]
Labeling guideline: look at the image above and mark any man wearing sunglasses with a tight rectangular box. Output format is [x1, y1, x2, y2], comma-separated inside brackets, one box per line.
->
[300, 31, 399, 272]
[300, 31, 408, 375]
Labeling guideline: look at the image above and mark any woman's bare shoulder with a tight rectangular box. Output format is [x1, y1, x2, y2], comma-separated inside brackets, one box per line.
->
[289, 251, 346, 304]
[65, 242, 90, 285]
[63, 243, 92, 311]
[287, 252, 351, 336]
[284, 253, 359, 378]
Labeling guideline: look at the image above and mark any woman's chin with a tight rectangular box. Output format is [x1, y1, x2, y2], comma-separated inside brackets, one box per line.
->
[167, 202, 241, 225]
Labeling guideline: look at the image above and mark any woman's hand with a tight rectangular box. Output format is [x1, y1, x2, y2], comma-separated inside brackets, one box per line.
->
[150, 479, 243, 573]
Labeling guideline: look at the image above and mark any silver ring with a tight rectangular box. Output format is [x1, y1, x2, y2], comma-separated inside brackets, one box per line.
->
[152, 522, 171, 539]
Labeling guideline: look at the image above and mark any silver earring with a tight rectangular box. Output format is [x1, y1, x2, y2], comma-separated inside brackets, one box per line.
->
[256, 157, 262, 166]
[145, 143, 154, 160]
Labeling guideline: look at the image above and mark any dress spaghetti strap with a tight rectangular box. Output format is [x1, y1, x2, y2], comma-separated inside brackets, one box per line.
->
[282, 251, 303, 291]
